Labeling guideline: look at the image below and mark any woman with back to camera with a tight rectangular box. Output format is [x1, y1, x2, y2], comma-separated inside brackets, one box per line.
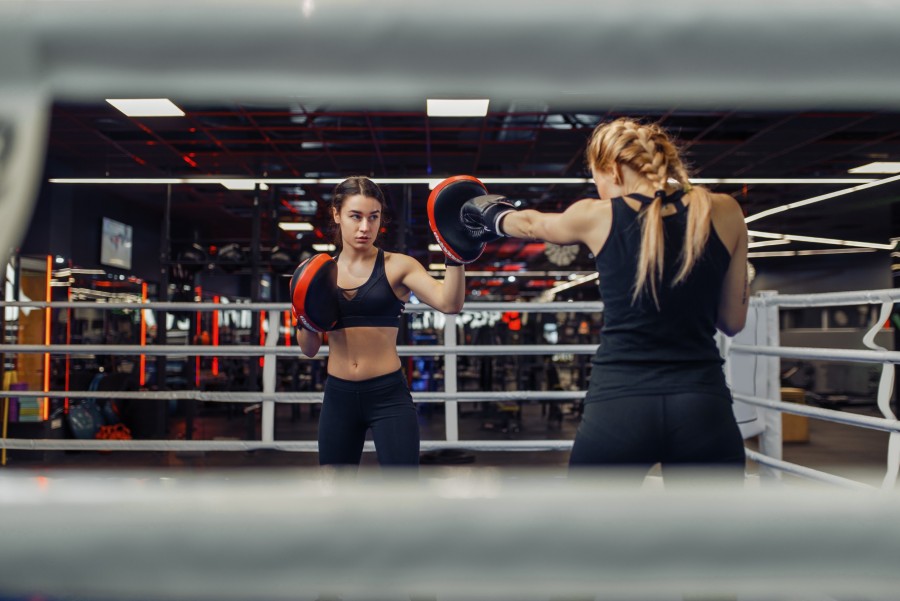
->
[296, 176, 465, 468]
[461, 117, 750, 484]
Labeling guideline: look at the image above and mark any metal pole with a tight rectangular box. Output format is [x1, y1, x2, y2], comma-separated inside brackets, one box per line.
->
[150, 185, 171, 440]
[444, 314, 459, 442]
[261, 311, 278, 442]
[757, 290, 783, 476]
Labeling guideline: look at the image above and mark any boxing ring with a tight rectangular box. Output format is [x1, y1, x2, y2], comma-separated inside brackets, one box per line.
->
[3, 290, 900, 600]
[3, 1, 900, 599]
[2, 292, 899, 489]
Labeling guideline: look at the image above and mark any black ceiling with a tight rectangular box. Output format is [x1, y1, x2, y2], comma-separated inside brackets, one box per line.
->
[42, 101, 900, 296]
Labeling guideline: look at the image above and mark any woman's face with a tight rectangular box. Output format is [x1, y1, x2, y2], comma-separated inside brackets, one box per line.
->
[333, 194, 383, 250]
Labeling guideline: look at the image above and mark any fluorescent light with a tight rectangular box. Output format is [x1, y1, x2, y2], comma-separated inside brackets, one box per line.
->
[312, 244, 336, 252]
[545, 272, 599, 297]
[848, 162, 900, 174]
[278, 222, 313, 232]
[106, 98, 185, 117]
[426, 99, 490, 117]
[748, 239, 791, 249]
[745, 173, 900, 223]
[428, 244, 442, 252]
[694, 178, 874, 185]
[747, 229, 894, 250]
[49, 176, 877, 187]
[220, 180, 269, 191]
[748, 248, 877, 258]
[428, 263, 447, 271]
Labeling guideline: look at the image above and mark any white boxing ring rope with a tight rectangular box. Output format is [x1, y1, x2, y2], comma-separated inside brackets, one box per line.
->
[0, 471, 898, 601]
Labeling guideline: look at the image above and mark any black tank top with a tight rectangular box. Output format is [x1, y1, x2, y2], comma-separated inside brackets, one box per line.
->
[587, 191, 732, 401]
[333, 249, 406, 329]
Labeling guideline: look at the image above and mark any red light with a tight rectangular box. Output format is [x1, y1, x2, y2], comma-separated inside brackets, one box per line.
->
[501, 311, 522, 331]
[499, 263, 523, 271]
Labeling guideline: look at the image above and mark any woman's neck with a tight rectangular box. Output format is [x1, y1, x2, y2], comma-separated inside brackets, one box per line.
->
[338, 245, 377, 264]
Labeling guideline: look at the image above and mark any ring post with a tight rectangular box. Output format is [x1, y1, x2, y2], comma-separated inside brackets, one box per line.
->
[444, 313, 459, 442]
[757, 291, 784, 476]
[260, 310, 280, 442]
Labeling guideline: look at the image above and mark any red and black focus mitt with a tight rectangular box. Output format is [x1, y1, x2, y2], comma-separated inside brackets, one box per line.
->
[289, 253, 339, 333]
[427, 175, 491, 265]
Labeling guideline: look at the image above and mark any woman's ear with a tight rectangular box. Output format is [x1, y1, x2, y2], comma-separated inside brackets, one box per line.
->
[613, 164, 624, 186]
[332, 207, 340, 224]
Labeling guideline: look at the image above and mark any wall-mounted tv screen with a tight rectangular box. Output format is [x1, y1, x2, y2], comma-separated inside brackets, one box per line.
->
[100, 217, 133, 270]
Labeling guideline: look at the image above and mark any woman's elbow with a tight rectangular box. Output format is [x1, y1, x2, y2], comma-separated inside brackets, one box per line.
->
[717, 316, 747, 338]
[441, 301, 464, 315]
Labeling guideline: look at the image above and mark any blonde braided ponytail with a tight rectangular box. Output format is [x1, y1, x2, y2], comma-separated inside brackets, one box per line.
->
[587, 118, 712, 308]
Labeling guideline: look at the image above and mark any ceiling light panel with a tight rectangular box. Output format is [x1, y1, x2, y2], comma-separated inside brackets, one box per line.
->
[847, 162, 900, 174]
[426, 99, 490, 117]
[105, 98, 185, 117]
[278, 222, 313, 232]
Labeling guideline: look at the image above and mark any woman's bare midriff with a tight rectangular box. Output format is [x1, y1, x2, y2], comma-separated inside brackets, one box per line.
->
[326, 327, 403, 380]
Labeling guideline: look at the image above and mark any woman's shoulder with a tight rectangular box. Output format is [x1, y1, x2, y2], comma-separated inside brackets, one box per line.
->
[574, 196, 610, 210]
[383, 250, 419, 271]
[383, 249, 410, 262]
[566, 196, 611, 221]
[708, 191, 742, 214]
[706, 191, 746, 250]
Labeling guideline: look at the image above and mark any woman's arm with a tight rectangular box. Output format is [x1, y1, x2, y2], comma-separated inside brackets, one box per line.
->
[500, 198, 611, 254]
[295, 328, 323, 358]
[396, 254, 465, 314]
[714, 195, 750, 336]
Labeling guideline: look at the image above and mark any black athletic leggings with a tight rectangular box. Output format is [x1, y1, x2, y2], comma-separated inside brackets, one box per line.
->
[569, 391, 746, 485]
[318, 369, 421, 467]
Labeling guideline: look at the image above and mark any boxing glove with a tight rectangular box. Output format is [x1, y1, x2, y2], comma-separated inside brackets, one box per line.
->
[460, 194, 517, 239]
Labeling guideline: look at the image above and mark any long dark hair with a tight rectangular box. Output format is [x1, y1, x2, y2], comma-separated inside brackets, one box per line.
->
[329, 176, 391, 248]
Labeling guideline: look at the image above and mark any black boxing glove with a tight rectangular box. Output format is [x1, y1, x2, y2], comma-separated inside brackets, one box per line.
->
[460, 194, 517, 240]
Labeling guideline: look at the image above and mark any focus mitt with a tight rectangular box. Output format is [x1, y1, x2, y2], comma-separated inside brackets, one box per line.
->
[427, 175, 490, 264]
[289, 253, 339, 333]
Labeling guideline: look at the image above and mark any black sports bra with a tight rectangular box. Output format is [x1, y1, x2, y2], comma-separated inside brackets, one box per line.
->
[333, 249, 406, 329]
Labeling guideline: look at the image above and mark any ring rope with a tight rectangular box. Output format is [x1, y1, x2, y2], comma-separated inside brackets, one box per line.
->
[755, 288, 900, 308]
[0, 300, 605, 313]
[0, 389, 586, 404]
[0, 343, 598, 357]
[730, 344, 900, 364]
[733, 393, 900, 434]
[744, 449, 876, 491]
[3, 471, 900, 600]
[0, 438, 575, 453]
